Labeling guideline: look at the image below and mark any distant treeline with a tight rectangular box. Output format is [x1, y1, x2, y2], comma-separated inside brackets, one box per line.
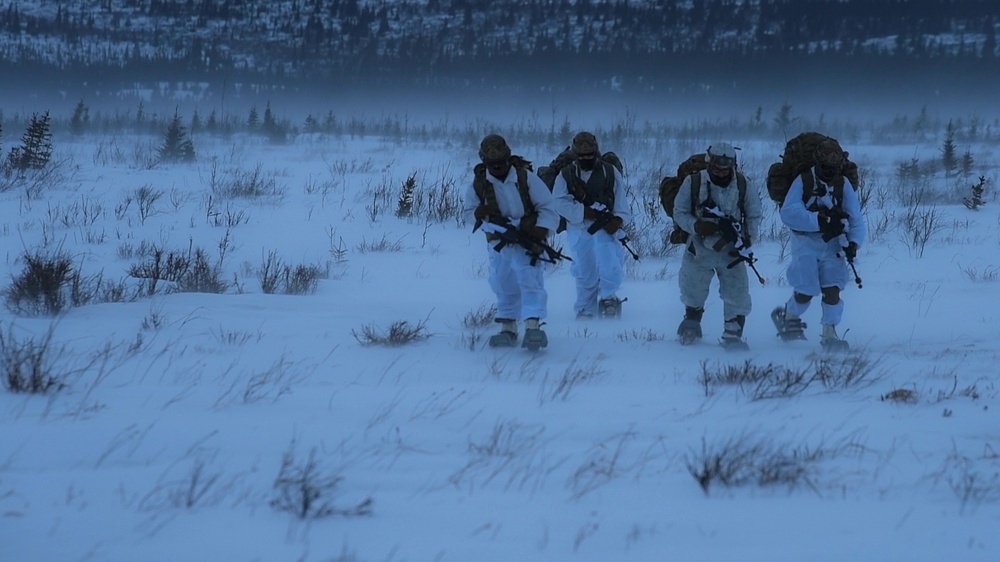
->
[0, 0, 997, 98]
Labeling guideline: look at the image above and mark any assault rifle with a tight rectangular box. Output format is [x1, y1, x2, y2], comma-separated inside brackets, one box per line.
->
[818, 207, 849, 242]
[843, 243, 863, 289]
[473, 216, 572, 266]
[701, 202, 766, 285]
[587, 205, 640, 261]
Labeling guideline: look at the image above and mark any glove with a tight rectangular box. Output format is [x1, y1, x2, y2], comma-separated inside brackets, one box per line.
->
[817, 208, 844, 235]
[529, 226, 549, 241]
[474, 205, 491, 221]
[694, 220, 719, 236]
[816, 209, 832, 231]
[583, 206, 599, 220]
[844, 242, 858, 259]
[603, 215, 624, 235]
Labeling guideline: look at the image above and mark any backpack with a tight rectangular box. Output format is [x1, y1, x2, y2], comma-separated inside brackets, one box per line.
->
[659, 153, 747, 244]
[472, 155, 538, 234]
[538, 147, 624, 232]
[658, 153, 708, 218]
[766, 132, 860, 206]
[538, 147, 624, 190]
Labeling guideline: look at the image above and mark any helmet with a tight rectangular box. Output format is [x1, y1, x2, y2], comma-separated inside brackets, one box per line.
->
[571, 131, 599, 157]
[706, 142, 736, 168]
[814, 139, 845, 180]
[479, 134, 511, 163]
[707, 142, 736, 169]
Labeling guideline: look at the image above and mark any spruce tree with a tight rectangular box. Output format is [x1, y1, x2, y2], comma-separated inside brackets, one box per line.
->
[247, 106, 260, 130]
[13, 111, 54, 170]
[941, 120, 958, 175]
[158, 111, 196, 163]
[772, 102, 796, 133]
[961, 149, 974, 177]
[69, 100, 89, 135]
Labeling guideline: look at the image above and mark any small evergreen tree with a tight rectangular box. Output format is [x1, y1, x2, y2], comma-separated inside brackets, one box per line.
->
[206, 110, 218, 134]
[69, 100, 89, 135]
[190, 109, 201, 135]
[8, 111, 54, 171]
[158, 111, 196, 163]
[261, 101, 287, 143]
[135, 99, 146, 132]
[750, 106, 763, 130]
[773, 102, 796, 133]
[961, 148, 974, 177]
[247, 106, 260, 130]
[395, 174, 417, 218]
[303, 114, 319, 134]
[941, 120, 957, 175]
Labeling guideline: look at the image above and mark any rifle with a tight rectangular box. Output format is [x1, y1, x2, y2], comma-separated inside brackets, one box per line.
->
[843, 243, 863, 289]
[818, 208, 849, 242]
[587, 206, 640, 261]
[473, 216, 572, 266]
[702, 202, 766, 285]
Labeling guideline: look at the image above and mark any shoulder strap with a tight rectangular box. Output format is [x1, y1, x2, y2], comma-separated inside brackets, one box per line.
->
[688, 172, 701, 214]
[736, 172, 747, 215]
[473, 163, 535, 218]
[472, 163, 494, 208]
[800, 171, 815, 204]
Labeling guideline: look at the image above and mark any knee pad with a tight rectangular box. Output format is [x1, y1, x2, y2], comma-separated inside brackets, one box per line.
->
[793, 292, 812, 304]
[821, 287, 840, 305]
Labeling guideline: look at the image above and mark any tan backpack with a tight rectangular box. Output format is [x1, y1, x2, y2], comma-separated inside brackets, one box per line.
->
[659, 154, 747, 244]
[766, 132, 859, 206]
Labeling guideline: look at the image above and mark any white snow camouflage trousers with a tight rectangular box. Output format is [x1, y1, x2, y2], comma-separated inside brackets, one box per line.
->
[784, 232, 850, 326]
[678, 245, 751, 319]
[486, 242, 548, 322]
[566, 227, 625, 316]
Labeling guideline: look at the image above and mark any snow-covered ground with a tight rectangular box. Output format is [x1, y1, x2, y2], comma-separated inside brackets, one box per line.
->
[1, 106, 998, 561]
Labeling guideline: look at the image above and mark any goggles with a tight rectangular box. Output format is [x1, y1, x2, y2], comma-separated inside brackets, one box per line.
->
[710, 155, 735, 168]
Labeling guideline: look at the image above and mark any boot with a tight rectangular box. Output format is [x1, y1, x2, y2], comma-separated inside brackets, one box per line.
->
[677, 306, 704, 345]
[521, 317, 548, 351]
[820, 324, 850, 352]
[771, 306, 807, 341]
[720, 315, 750, 351]
[598, 295, 626, 318]
[488, 318, 518, 348]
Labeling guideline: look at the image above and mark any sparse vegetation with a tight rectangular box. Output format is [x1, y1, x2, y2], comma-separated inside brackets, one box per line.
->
[0, 101, 997, 560]
[270, 443, 373, 520]
[352, 318, 431, 346]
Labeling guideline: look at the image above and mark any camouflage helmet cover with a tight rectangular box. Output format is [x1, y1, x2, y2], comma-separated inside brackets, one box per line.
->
[479, 133, 512, 162]
[571, 131, 599, 155]
[814, 139, 846, 168]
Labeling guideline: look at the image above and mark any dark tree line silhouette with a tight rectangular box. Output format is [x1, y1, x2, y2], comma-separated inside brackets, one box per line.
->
[0, 0, 996, 97]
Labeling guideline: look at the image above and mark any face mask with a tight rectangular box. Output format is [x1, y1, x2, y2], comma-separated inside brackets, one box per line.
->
[577, 153, 597, 171]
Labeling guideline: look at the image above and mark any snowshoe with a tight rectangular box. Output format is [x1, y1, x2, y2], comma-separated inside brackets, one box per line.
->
[720, 336, 750, 351]
[821, 338, 850, 352]
[521, 318, 548, 351]
[599, 296, 626, 318]
[771, 306, 807, 342]
[488, 330, 518, 348]
[488, 319, 518, 348]
[720, 317, 749, 351]
[677, 318, 703, 345]
[820, 325, 850, 352]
